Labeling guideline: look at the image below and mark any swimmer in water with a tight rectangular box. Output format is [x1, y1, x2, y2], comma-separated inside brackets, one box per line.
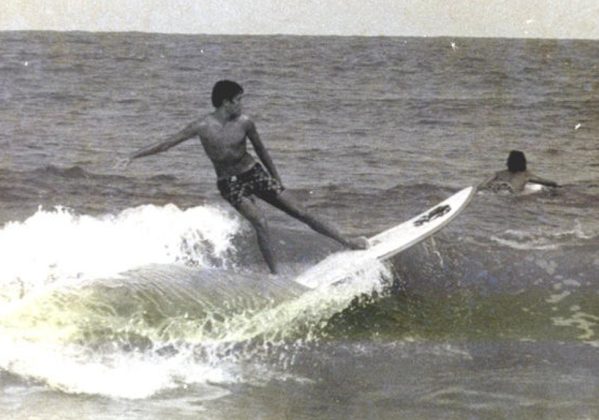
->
[478, 150, 559, 193]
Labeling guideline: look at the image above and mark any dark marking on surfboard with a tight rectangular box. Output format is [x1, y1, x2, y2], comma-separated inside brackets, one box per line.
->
[414, 205, 451, 226]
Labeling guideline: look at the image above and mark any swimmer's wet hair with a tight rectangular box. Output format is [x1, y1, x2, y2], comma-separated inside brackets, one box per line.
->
[507, 150, 527, 172]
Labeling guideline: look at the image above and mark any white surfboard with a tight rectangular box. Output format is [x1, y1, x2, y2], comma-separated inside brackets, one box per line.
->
[523, 182, 545, 194]
[294, 186, 475, 288]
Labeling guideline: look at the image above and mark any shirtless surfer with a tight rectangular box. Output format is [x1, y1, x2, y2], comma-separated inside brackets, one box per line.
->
[120, 80, 368, 273]
[478, 150, 559, 193]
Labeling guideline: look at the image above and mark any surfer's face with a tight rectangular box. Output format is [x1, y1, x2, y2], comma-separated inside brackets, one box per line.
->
[225, 94, 243, 118]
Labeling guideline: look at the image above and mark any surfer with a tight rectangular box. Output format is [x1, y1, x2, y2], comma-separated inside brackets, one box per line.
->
[119, 80, 368, 274]
[478, 150, 559, 193]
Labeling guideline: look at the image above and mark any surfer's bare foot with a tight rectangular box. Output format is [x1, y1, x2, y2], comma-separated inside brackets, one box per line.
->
[346, 236, 370, 250]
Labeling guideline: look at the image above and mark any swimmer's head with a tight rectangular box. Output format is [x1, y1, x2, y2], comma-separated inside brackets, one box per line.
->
[507, 150, 527, 172]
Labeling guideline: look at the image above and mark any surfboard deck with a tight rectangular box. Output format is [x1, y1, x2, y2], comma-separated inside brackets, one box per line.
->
[523, 182, 545, 194]
[294, 186, 475, 288]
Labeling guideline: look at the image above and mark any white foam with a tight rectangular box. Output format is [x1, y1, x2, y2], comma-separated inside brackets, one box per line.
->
[0, 204, 392, 399]
[0, 256, 391, 399]
[217, 259, 392, 344]
[490, 220, 593, 251]
[551, 310, 599, 342]
[0, 334, 234, 399]
[0, 204, 241, 301]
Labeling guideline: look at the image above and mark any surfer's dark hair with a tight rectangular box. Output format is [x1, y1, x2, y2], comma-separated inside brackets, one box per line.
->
[211, 80, 244, 108]
[507, 150, 527, 172]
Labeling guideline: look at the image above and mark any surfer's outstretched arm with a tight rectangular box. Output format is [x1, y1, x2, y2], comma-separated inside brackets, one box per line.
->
[118, 122, 200, 168]
[528, 173, 559, 188]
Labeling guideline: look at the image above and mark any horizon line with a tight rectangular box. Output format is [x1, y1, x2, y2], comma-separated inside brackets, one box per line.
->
[1, 29, 597, 42]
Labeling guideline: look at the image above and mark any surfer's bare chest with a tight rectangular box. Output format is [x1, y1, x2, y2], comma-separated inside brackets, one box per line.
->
[199, 122, 248, 157]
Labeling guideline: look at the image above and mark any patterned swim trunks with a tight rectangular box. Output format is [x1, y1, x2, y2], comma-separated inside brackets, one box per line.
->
[217, 163, 284, 207]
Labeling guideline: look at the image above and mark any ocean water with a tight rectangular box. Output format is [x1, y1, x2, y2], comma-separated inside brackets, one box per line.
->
[0, 31, 598, 419]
